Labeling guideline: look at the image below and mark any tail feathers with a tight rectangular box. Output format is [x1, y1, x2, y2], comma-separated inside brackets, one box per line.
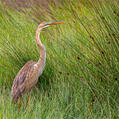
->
[11, 88, 23, 104]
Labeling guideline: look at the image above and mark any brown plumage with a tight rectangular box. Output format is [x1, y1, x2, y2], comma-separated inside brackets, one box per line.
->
[11, 61, 36, 103]
[11, 21, 66, 104]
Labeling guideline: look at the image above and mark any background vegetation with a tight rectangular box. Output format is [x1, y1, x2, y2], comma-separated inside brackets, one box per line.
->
[0, 0, 119, 118]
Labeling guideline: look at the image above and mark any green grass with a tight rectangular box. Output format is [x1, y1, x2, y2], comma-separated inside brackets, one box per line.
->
[0, 0, 119, 118]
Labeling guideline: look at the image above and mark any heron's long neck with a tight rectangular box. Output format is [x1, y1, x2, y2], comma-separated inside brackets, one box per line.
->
[35, 27, 46, 69]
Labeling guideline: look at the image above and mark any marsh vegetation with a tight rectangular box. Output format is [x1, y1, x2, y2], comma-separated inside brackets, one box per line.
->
[0, 0, 119, 118]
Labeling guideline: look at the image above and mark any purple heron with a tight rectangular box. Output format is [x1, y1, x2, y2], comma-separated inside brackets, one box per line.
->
[11, 21, 65, 104]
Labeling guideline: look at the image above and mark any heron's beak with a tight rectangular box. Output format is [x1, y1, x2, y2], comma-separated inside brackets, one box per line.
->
[45, 21, 66, 26]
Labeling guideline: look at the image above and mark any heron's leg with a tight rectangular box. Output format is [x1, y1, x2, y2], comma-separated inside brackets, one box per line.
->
[25, 90, 32, 109]
[27, 95, 31, 105]
[23, 91, 32, 112]
[35, 86, 40, 93]
[18, 97, 21, 111]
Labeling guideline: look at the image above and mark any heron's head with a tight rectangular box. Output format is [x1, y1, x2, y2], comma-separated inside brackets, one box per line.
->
[38, 21, 66, 29]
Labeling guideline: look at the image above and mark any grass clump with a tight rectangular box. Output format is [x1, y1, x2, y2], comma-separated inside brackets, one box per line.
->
[0, 0, 119, 118]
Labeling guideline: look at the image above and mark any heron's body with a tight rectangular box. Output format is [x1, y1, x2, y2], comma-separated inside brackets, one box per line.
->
[11, 21, 65, 104]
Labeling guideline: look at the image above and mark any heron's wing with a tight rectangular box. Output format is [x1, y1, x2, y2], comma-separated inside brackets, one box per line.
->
[11, 60, 36, 103]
